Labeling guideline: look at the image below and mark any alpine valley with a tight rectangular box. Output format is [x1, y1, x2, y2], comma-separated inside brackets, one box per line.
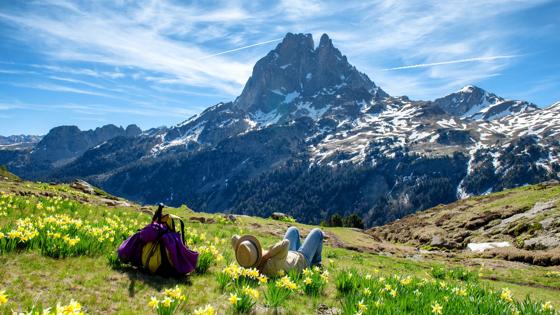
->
[2, 33, 559, 227]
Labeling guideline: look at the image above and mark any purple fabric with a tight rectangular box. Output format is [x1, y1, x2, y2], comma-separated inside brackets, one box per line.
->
[117, 222, 198, 275]
[162, 232, 198, 274]
[118, 223, 164, 265]
[118, 233, 143, 265]
[138, 222, 166, 242]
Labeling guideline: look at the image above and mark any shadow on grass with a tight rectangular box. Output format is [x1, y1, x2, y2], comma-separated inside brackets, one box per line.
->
[111, 264, 192, 297]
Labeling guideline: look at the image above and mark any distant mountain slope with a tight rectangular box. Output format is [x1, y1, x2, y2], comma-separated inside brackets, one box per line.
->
[0, 135, 41, 150]
[368, 181, 560, 252]
[2, 33, 559, 227]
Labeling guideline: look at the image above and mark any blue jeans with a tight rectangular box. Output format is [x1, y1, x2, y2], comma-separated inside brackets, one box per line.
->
[283, 226, 323, 266]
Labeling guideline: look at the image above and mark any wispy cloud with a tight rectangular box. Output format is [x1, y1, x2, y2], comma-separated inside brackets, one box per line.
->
[1, 0, 550, 100]
[382, 55, 520, 71]
[0, 0, 557, 134]
[0, 2, 274, 95]
[198, 38, 283, 60]
[0, 99, 198, 118]
[10, 82, 113, 97]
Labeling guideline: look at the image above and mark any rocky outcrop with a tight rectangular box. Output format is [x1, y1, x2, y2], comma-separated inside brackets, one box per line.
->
[70, 179, 95, 195]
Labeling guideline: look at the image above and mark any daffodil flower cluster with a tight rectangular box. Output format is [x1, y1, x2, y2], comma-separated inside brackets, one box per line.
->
[192, 304, 216, 315]
[275, 275, 298, 291]
[301, 267, 329, 296]
[194, 245, 224, 263]
[229, 286, 258, 314]
[338, 270, 558, 315]
[9, 299, 85, 315]
[217, 263, 268, 290]
[0, 196, 139, 258]
[148, 286, 186, 315]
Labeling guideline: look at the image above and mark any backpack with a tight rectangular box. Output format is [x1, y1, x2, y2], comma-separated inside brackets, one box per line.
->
[117, 204, 198, 276]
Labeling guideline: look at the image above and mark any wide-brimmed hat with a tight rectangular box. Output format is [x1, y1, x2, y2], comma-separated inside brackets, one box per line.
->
[234, 235, 262, 268]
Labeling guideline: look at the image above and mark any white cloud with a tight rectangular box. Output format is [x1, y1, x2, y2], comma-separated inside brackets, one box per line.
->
[199, 38, 283, 60]
[11, 82, 113, 97]
[0, 1, 265, 96]
[382, 55, 520, 71]
[0, 0, 554, 103]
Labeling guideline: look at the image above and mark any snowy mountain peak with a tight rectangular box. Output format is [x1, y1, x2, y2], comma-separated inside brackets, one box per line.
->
[548, 101, 560, 110]
[433, 85, 537, 121]
[457, 84, 489, 94]
[233, 32, 388, 125]
[152, 34, 550, 163]
[458, 85, 478, 93]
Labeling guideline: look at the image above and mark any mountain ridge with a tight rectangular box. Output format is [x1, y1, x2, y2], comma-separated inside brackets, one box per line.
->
[1, 32, 559, 227]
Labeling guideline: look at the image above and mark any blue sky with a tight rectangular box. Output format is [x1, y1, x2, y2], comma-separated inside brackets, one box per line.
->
[0, 0, 559, 135]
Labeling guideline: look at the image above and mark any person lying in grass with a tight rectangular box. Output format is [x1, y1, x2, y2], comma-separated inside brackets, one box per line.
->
[231, 226, 324, 277]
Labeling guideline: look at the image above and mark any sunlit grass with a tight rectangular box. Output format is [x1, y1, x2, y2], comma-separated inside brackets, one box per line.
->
[0, 182, 559, 314]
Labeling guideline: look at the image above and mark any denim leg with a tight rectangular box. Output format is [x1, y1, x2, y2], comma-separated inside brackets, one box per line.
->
[298, 228, 324, 266]
[283, 226, 301, 251]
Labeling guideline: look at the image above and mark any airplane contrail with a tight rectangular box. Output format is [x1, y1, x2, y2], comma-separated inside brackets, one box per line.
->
[199, 38, 283, 60]
[382, 55, 519, 71]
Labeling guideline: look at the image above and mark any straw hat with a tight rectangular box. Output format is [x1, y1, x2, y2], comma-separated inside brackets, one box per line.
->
[233, 235, 262, 268]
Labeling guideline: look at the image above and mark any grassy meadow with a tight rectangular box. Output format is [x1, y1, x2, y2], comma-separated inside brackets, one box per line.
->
[0, 178, 559, 314]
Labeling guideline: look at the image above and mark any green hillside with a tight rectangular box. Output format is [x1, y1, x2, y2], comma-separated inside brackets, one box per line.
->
[369, 181, 560, 266]
[0, 175, 559, 314]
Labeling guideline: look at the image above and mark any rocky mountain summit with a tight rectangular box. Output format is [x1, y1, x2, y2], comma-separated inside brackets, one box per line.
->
[1, 33, 559, 227]
[432, 85, 538, 120]
[33, 124, 141, 163]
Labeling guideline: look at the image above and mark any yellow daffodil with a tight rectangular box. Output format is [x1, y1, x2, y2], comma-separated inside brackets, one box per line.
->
[243, 286, 259, 300]
[400, 276, 412, 285]
[321, 270, 329, 282]
[358, 300, 367, 312]
[148, 297, 159, 309]
[62, 299, 82, 314]
[229, 293, 239, 305]
[193, 304, 216, 315]
[258, 275, 268, 284]
[276, 276, 298, 291]
[542, 301, 554, 311]
[162, 297, 173, 308]
[431, 302, 443, 314]
[500, 288, 513, 303]
[0, 290, 7, 305]
[164, 286, 185, 301]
